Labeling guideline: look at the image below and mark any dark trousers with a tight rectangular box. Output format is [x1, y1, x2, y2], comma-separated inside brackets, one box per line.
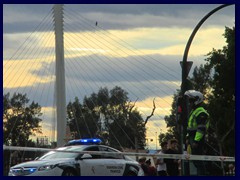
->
[189, 136, 206, 175]
[158, 170, 167, 176]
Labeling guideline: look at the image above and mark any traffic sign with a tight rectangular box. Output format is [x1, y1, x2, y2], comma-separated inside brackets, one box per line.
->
[180, 61, 193, 76]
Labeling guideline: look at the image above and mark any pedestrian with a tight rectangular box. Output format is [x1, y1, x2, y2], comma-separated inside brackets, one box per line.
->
[164, 139, 180, 176]
[156, 141, 168, 176]
[138, 157, 149, 176]
[184, 90, 209, 176]
[145, 159, 157, 176]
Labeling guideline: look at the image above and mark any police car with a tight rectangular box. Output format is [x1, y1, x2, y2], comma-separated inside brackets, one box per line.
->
[8, 138, 144, 176]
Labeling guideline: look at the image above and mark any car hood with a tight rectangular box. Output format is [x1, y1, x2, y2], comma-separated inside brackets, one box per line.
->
[11, 158, 75, 168]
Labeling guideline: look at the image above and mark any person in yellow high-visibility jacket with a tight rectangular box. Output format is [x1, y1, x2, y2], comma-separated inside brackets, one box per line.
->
[184, 90, 209, 176]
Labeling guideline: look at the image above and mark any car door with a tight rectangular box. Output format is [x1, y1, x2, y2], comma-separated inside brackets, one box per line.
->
[97, 146, 126, 176]
[79, 146, 109, 176]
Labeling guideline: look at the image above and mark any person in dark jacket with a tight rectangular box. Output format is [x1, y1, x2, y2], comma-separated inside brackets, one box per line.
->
[138, 157, 149, 176]
[164, 139, 180, 176]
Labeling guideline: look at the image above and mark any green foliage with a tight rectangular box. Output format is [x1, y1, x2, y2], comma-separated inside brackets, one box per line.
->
[67, 97, 99, 139]
[190, 26, 235, 156]
[67, 86, 146, 150]
[162, 26, 235, 157]
[3, 93, 42, 146]
[205, 27, 235, 156]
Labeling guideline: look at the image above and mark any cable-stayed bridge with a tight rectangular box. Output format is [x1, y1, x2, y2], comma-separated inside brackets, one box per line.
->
[3, 4, 182, 149]
[3, 4, 236, 177]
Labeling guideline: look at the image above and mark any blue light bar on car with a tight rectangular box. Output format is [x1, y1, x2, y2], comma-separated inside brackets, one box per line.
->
[66, 138, 102, 146]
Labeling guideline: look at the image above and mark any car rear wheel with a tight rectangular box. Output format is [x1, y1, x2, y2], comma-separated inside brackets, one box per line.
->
[62, 168, 77, 176]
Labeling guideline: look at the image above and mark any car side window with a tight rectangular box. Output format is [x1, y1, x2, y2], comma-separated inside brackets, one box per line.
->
[99, 147, 124, 159]
[84, 146, 101, 159]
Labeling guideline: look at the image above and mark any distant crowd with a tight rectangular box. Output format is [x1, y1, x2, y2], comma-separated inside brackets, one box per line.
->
[138, 138, 235, 176]
[138, 139, 181, 176]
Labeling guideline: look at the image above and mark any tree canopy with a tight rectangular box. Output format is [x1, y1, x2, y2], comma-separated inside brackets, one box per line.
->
[3, 93, 43, 146]
[162, 26, 235, 157]
[67, 86, 146, 150]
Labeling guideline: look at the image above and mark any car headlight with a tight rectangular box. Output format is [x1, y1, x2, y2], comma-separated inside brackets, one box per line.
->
[38, 165, 56, 171]
[9, 167, 37, 176]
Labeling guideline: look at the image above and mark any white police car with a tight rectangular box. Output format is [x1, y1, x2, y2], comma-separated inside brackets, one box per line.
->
[8, 139, 144, 176]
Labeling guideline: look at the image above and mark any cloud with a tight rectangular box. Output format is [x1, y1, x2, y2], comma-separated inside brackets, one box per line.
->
[3, 4, 53, 33]
[3, 4, 235, 144]
[3, 25, 223, 108]
[3, 4, 235, 33]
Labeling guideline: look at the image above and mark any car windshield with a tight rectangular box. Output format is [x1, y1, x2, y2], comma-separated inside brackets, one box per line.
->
[39, 146, 87, 160]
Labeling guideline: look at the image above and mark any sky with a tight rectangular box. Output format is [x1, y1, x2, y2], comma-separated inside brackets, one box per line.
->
[3, 4, 235, 149]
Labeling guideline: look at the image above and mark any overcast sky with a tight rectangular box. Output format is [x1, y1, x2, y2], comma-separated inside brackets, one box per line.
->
[3, 4, 235, 148]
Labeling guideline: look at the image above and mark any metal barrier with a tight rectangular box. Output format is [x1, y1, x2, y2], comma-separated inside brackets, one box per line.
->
[3, 145, 235, 176]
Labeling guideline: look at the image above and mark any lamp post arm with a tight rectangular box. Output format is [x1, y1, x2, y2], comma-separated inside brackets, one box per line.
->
[181, 4, 233, 94]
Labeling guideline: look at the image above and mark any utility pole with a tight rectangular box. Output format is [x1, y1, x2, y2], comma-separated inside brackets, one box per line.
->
[180, 4, 233, 176]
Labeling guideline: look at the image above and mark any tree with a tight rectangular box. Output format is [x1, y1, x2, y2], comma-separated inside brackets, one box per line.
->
[189, 27, 235, 156]
[162, 26, 235, 157]
[3, 93, 42, 146]
[188, 26, 235, 156]
[162, 91, 181, 144]
[204, 27, 235, 156]
[67, 97, 99, 139]
[67, 86, 146, 150]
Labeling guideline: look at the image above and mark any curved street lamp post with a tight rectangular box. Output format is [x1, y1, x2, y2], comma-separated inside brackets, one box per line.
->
[180, 4, 234, 176]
